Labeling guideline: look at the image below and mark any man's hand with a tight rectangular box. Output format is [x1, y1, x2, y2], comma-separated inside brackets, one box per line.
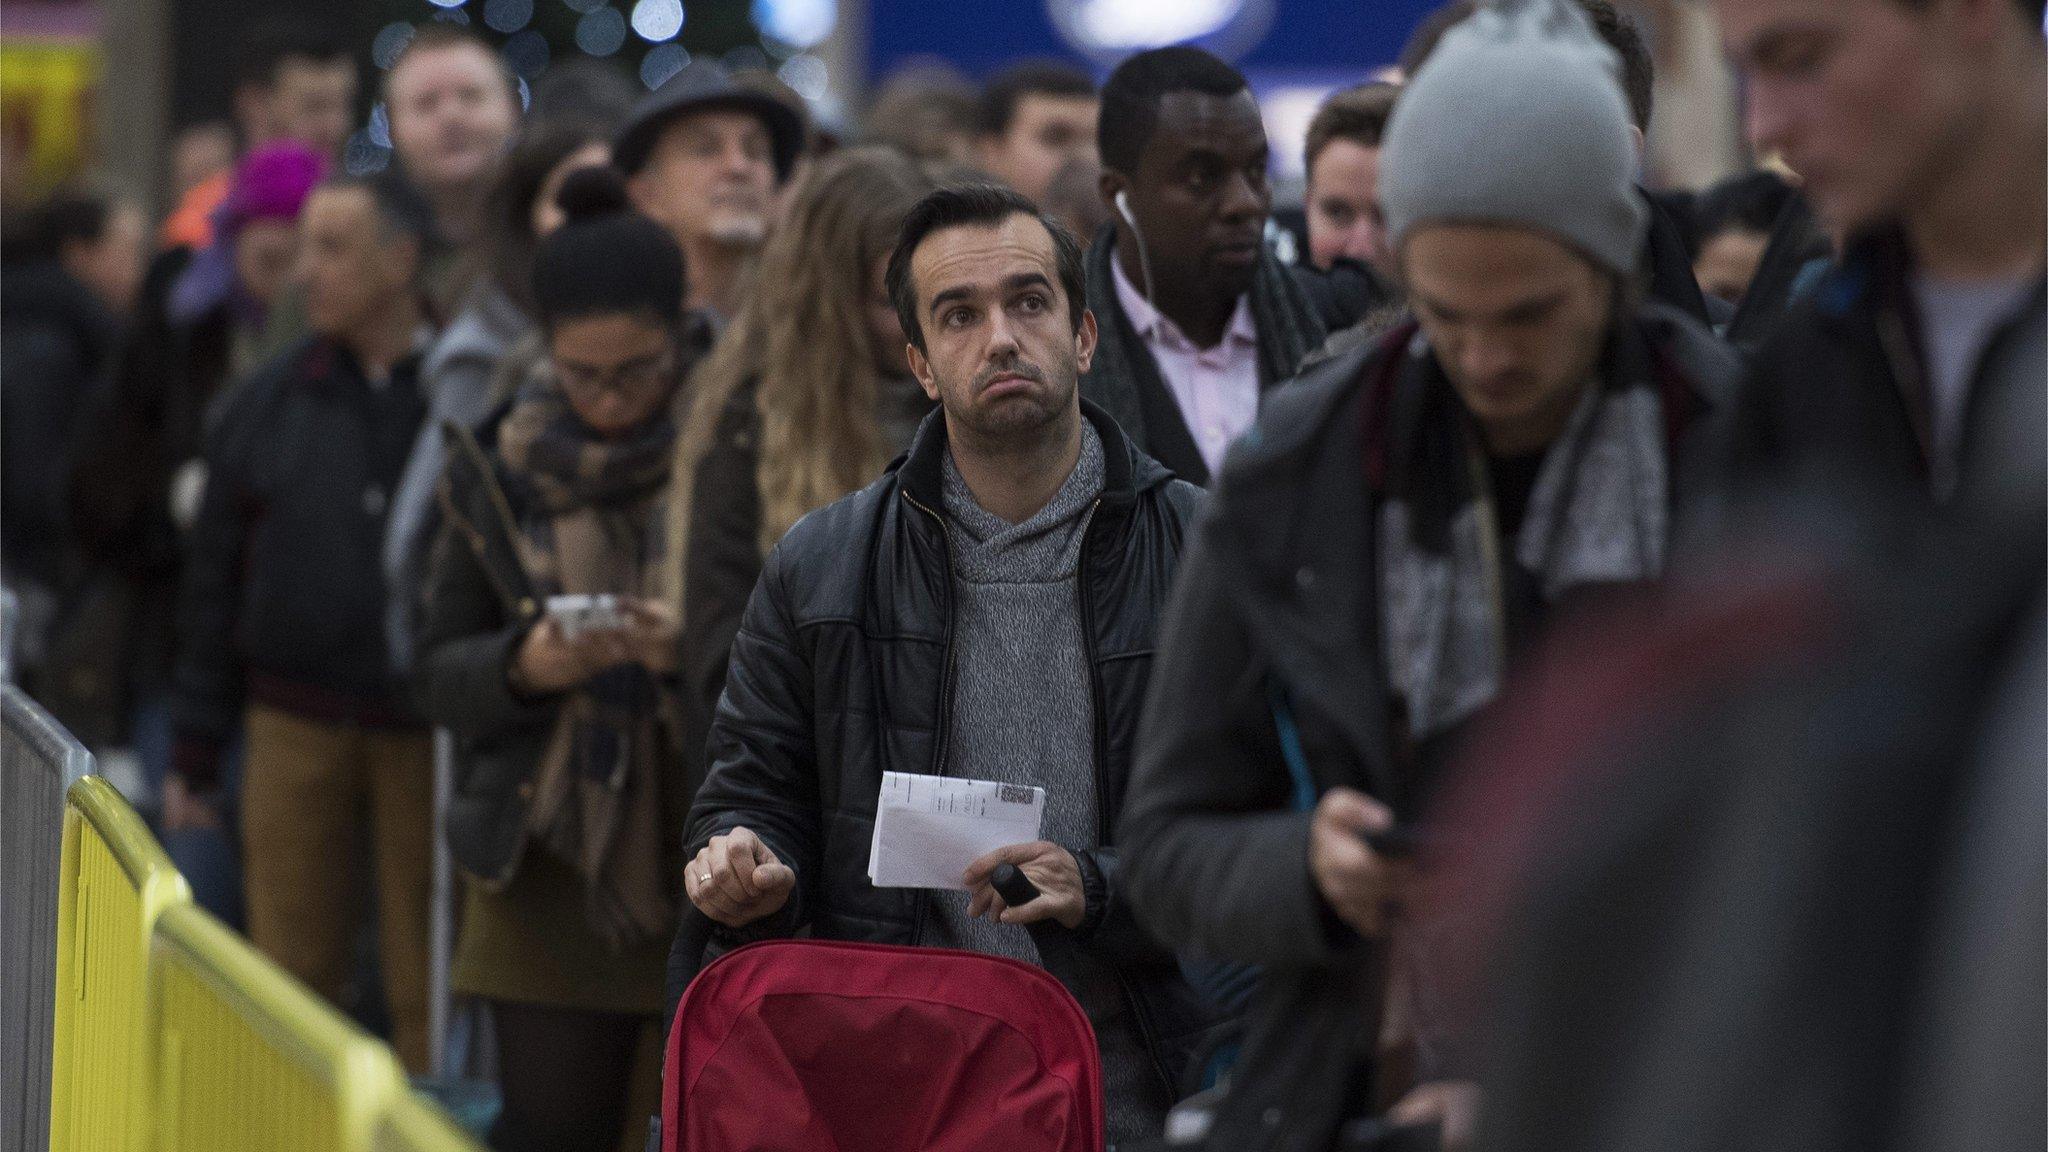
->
[685, 826, 796, 928]
[1308, 787, 1412, 937]
[963, 841, 1085, 930]
[161, 775, 224, 832]
[1389, 1080, 1480, 1151]
[616, 596, 681, 676]
[508, 616, 627, 696]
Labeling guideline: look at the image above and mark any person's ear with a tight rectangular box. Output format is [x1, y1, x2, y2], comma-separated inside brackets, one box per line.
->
[1096, 167, 1127, 215]
[907, 340, 939, 402]
[1074, 308, 1098, 375]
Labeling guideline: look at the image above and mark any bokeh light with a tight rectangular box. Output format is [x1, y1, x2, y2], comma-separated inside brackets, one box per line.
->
[561, 0, 606, 13]
[427, 0, 466, 8]
[630, 0, 685, 42]
[640, 42, 691, 89]
[751, 0, 834, 50]
[502, 28, 552, 77]
[371, 22, 417, 70]
[575, 6, 629, 56]
[484, 0, 534, 34]
[775, 54, 827, 102]
[344, 130, 392, 175]
[367, 103, 392, 149]
[722, 45, 768, 72]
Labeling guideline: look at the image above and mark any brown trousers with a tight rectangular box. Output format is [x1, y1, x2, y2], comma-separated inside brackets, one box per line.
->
[240, 705, 434, 1072]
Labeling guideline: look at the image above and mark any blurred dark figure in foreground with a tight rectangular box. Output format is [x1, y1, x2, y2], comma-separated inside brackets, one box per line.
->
[1117, 3, 1738, 1147]
[1706, 0, 2045, 508]
[1440, 311, 2045, 1152]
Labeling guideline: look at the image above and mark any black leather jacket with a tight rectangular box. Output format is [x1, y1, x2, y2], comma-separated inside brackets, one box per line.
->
[673, 400, 1219, 1094]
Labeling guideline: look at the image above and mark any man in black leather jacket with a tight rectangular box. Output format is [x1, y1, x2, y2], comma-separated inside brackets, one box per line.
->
[674, 185, 1211, 1144]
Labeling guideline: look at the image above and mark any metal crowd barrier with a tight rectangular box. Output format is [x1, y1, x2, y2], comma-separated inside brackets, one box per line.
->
[51, 775, 193, 1152]
[150, 902, 414, 1151]
[2, 685, 95, 1152]
[29, 709, 486, 1152]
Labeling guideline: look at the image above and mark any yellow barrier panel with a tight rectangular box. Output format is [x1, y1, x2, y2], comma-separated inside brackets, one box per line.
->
[371, 1094, 485, 1152]
[50, 776, 192, 1152]
[149, 903, 412, 1152]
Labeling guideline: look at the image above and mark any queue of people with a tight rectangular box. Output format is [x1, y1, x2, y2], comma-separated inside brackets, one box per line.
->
[1, 0, 2040, 1149]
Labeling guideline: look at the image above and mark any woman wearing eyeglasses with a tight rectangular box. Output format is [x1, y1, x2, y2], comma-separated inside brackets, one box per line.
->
[413, 165, 693, 1152]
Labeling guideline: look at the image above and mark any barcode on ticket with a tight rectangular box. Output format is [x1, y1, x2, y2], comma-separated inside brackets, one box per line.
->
[998, 784, 1036, 806]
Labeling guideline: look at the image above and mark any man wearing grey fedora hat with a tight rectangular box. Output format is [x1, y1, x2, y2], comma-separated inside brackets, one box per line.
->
[616, 60, 807, 322]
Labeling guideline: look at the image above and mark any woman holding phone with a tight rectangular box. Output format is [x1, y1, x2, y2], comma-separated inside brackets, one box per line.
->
[413, 166, 692, 1152]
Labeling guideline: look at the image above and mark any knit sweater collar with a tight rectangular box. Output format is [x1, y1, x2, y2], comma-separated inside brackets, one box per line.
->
[940, 422, 1105, 584]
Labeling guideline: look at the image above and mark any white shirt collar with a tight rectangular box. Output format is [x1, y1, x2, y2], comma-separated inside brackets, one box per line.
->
[1110, 251, 1257, 352]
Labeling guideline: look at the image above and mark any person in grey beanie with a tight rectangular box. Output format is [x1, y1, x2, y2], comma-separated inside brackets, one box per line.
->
[1115, 1, 1741, 1147]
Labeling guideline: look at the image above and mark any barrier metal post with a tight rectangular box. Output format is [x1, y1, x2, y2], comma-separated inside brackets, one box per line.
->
[1, 686, 95, 1152]
[150, 902, 413, 1152]
[50, 775, 192, 1152]
[429, 728, 454, 1078]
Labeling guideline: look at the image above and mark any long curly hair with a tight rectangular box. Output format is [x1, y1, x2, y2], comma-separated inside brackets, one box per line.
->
[670, 147, 939, 594]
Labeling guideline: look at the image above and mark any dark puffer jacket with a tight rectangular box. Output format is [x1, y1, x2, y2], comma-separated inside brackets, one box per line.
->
[673, 400, 1218, 1095]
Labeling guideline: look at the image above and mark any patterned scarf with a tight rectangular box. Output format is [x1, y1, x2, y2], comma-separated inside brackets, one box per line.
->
[497, 373, 680, 950]
[1378, 329, 1669, 742]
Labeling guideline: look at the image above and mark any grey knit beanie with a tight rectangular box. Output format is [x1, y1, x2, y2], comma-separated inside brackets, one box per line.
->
[1380, 0, 1646, 276]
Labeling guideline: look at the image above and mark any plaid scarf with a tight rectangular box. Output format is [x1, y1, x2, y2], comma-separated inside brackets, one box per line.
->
[1377, 329, 1669, 742]
[497, 374, 680, 950]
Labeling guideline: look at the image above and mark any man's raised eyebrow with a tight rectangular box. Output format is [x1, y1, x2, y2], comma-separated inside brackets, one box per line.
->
[928, 284, 981, 317]
[1003, 271, 1054, 294]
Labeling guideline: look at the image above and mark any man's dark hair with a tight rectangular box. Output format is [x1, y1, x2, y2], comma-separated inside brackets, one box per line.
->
[886, 183, 1085, 355]
[1304, 82, 1401, 175]
[321, 169, 440, 247]
[1399, 0, 1654, 132]
[235, 19, 354, 93]
[1097, 47, 1250, 175]
[1693, 169, 1795, 247]
[977, 61, 1098, 138]
[1, 187, 115, 265]
[384, 24, 521, 105]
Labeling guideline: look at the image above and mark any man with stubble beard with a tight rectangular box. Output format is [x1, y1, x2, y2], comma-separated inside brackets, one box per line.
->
[672, 185, 1215, 1145]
